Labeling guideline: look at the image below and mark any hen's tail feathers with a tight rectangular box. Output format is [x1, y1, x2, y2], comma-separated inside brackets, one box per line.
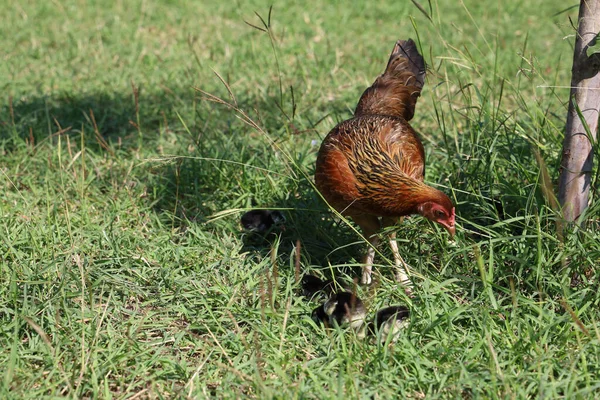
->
[354, 39, 426, 121]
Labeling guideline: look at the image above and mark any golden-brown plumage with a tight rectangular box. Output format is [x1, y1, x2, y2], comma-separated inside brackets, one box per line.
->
[315, 39, 455, 291]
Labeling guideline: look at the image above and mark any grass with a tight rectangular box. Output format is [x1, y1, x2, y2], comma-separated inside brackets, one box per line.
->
[1, 0, 599, 398]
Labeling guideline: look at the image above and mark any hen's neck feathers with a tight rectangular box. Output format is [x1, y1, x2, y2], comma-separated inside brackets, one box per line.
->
[354, 167, 450, 216]
[387, 178, 451, 214]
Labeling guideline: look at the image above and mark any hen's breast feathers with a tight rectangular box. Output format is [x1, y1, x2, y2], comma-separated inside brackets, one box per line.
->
[314, 140, 360, 208]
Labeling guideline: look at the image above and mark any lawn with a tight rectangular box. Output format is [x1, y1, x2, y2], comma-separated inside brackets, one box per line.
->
[1, 0, 600, 398]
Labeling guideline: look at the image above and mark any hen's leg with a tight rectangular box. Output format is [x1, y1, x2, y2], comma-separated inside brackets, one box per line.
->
[352, 215, 381, 285]
[382, 217, 412, 293]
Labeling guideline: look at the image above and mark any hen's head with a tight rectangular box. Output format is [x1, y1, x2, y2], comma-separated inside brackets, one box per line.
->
[417, 195, 455, 236]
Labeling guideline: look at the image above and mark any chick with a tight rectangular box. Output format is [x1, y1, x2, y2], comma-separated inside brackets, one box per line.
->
[240, 210, 286, 234]
[301, 274, 335, 298]
[312, 291, 367, 335]
[368, 305, 410, 344]
[311, 304, 330, 326]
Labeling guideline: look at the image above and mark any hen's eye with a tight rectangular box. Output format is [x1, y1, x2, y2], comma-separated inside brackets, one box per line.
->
[434, 210, 445, 218]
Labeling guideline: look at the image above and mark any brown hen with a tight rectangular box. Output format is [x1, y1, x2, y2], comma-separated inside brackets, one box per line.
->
[315, 39, 455, 292]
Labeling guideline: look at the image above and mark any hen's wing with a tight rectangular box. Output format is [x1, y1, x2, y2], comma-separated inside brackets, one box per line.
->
[354, 39, 426, 121]
[380, 120, 426, 182]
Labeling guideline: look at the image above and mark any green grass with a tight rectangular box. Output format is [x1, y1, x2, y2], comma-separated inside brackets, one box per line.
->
[1, 0, 599, 398]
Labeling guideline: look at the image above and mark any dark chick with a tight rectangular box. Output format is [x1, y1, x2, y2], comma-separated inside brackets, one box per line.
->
[240, 210, 286, 234]
[322, 291, 367, 333]
[301, 274, 334, 298]
[311, 304, 330, 327]
[311, 291, 367, 334]
[368, 305, 410, 344]
[315, 39, 455, 292]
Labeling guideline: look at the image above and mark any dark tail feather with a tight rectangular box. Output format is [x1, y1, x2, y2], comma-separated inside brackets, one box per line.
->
[386, 39, 426, 88]
[354, 39, 426, 121]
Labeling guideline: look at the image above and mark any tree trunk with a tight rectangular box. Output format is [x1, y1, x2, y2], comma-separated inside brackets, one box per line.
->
[558, 0, 600, 221]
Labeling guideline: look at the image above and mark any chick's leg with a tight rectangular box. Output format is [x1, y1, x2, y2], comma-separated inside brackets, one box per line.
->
[352, 215, 381, 285]
[382, 217, 413, 293]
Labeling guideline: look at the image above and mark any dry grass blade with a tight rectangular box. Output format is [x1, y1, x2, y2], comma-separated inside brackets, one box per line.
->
[295, 239, 301, 284]
[186, 351, 214, 397]
[23, 317, 54, 353]
[193, 85, 299, 180]
[88, 109, 115, 157]
[211, 69, 238, 107]
[486, 333, 504, 380]
[194, 87, 262, 131]
[560, 298, 591, 337]
[533, 149, 559, 212]
[226, 310, 248, 348]
[244, 20, 267, 32]
[9, 94, 15, 126]
[130, 81, 140, 115]
[411, 0, 433, 22]
[206, 326, 235, 366]
[278, 298, 292, 354]
[533, 148, 564, 242]
[24, 317, 74, 393]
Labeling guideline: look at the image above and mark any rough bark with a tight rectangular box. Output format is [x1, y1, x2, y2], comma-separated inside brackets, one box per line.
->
[558, 0, 600, 221]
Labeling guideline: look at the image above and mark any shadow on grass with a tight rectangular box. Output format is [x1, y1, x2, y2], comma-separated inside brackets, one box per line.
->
[149, 90, 365, 278]
[0, 86, 194, 151]
[1, 85, 362, 277]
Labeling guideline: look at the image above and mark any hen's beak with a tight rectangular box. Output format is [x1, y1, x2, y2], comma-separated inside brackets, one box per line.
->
[446, 224, 456, 237]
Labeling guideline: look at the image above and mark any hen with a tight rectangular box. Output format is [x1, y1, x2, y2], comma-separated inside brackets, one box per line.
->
[315, 39, 455, 291]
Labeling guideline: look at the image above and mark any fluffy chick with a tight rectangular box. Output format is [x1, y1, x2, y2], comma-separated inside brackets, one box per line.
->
[368, 305, 410, 344]
[312, 291, 367, 334]
[301, 274, 335, 298]
[240, 210, 286, 234]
